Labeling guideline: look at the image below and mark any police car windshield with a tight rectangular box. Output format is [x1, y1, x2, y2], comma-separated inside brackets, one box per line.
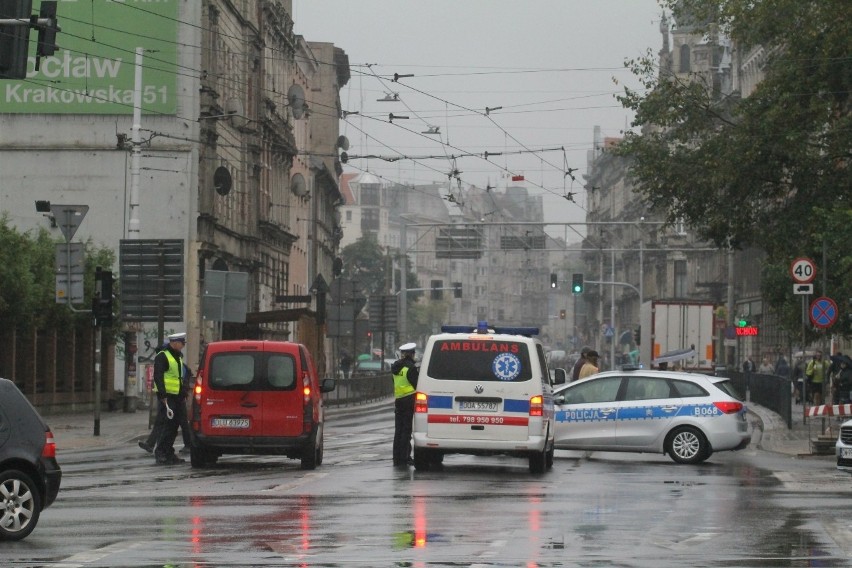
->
[427, 339, 532, 382]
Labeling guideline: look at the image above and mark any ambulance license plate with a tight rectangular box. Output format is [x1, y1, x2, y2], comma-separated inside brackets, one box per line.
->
[212, 417, 250, 429]
[459, 401, 498, 412]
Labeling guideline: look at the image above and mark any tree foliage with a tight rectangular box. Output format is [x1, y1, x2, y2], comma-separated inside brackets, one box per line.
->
[616, 0, 851, 338]
[0, 215, 117, 331]
[338, 232, 421, 302]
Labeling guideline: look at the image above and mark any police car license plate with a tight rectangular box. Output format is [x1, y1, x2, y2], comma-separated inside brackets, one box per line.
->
[459, 401, 498, 412]
[212, 417, 250, 429]
[842, 448, 852, 459]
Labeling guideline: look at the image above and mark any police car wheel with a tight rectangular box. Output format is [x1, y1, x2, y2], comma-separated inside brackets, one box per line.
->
[666, 426, 709, 465]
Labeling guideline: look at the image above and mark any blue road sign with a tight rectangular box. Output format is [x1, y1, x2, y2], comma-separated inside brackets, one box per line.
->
[809, 297, 838, 329]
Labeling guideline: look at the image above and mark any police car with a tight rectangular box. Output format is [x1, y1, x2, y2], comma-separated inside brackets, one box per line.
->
[412, 322, 566, 474]
[552, 369, 750, 464]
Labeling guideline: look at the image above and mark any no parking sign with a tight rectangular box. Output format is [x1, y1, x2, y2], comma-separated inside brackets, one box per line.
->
[809, 297, 838, 329]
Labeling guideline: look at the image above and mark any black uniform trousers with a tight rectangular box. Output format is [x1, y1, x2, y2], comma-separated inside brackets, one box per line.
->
[146, 397, 191, 449]
[154, 394, 187, 461]
[393, 394, 415, 465]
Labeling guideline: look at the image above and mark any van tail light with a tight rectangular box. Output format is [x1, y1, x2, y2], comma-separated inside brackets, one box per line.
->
[415, 392, 428, 413]
[43, 429, 56, 459]
[713, 401, 744, 414]
[194, 372, 204, 403]
[303, 372, 313, 433]
[529, 395, 543, 417]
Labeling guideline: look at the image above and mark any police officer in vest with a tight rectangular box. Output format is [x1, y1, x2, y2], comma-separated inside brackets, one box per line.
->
[391, 342, 419, 467]
[152, 332, 188, 465]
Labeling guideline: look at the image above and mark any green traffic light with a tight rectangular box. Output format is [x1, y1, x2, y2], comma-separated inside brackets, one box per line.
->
[736, 319, 748, 327]
[572, 284, 582, 293]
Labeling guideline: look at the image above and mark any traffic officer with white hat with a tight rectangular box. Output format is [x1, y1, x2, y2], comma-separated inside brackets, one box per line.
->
[152, 332, 188, 465]
[391, 342, 419, 467]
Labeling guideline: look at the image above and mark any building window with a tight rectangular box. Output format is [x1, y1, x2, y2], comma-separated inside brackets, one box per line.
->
[674, 217, 686, 235]
[345, 210, 352, 221]
[361, 184, 380, 206]
[361, 208, 380, 232]
[679, 44, 691, 72]
[674, 260, 687, 298]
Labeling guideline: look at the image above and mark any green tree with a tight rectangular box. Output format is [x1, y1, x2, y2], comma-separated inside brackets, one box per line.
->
[339, 232, 421, 303]
[0, 215, 118, 331]
[616, 0, 851, 338]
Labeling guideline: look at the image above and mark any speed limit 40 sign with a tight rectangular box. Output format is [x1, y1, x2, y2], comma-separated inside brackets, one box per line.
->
[790, 257, 816, 284]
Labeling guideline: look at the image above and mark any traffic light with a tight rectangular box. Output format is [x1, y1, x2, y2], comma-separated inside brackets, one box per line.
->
[0, 0, 33, 79]
[736, 316, 749, 327]
[92, 267, 113, 326]
[36, 1, 58, 58]
[430, 279, 443, 300]
[571, 273, 584, 294]
[634, 326, 641, 345]
[559, 309, 566, 320]
[452, 282, 462, 299]
[550, 273, 557, 289]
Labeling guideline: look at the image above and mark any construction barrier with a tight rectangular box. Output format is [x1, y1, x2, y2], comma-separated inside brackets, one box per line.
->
[806, 404, 852, 418]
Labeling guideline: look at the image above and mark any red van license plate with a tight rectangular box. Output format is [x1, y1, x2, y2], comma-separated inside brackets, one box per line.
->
[212, 418, 250, 429]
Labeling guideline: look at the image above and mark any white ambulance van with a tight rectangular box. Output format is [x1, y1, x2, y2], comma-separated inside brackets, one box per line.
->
[412, 322, 567, 473]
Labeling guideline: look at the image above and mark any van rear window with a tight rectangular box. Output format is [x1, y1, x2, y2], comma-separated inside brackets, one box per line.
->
[427, 339, 532, 382]
[208, 353, 296, 390]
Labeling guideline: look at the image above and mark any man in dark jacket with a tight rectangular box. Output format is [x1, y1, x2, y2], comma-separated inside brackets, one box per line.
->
[391, 342, 419, 467]
[152, 332, 188, 465]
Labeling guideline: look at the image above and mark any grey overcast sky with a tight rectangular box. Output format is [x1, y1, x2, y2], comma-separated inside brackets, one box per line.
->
[292, 1, 664, 240]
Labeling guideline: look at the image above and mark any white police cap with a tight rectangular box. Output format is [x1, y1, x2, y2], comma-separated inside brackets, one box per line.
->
[399, 342, 417, 352]
[168, 332, 187, 343]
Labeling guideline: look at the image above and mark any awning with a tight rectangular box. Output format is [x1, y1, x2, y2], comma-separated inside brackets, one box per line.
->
[652, 348, 696, 365]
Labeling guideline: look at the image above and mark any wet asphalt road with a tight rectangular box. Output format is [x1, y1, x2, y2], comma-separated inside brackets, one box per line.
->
[5, 407, 852, 567]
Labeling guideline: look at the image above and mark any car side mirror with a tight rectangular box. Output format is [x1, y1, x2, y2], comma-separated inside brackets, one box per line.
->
[320, 378, 336, 393]
[552, 368, 566, 386]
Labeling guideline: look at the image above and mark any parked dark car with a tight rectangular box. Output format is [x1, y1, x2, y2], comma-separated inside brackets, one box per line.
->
[0, 378, 62, 540]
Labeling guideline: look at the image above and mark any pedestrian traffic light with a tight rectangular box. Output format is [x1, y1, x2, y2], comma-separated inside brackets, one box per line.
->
[550, 273, 557, 289]
[0, 0, 33, 79]
[559, 309, 566, 320]
[571, 273, 584, 294]
[634, 326, 641, 345]
[452, 282, 462, 299]
[92, 267, 113, 326]
[736, 316, 749, 327]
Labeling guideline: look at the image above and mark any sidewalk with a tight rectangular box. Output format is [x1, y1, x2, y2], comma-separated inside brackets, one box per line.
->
[45, 397, 836, 457]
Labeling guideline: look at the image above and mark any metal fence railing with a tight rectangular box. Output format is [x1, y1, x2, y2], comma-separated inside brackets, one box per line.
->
[726, 370, 793, 429]
[322, 372, 393, 407]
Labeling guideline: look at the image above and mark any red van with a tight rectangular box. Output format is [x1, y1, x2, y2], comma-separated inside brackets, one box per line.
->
[189, 340, 335, 469]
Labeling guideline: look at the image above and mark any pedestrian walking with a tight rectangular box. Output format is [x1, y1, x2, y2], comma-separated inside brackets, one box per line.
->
[805, 350, 829, 406]
[140, 346, 193, 455]
[578, 350, 600, 379]
[391, 342, 419, 467]
[571, 346, 591, 382]
[833, 356, 852, 404]
[152, 332, 189, 465]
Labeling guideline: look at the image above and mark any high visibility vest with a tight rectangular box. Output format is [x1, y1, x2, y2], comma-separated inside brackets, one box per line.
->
[161, 350, 183, 395]
[393, 365, 415, 398]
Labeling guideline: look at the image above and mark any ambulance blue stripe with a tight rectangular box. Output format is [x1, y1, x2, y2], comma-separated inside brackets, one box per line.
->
[503, 399, 529, 413]
[428, 395, 453, 409]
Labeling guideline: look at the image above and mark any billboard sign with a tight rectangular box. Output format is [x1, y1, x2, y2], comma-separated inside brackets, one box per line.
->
[2, 0, 178, 114]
